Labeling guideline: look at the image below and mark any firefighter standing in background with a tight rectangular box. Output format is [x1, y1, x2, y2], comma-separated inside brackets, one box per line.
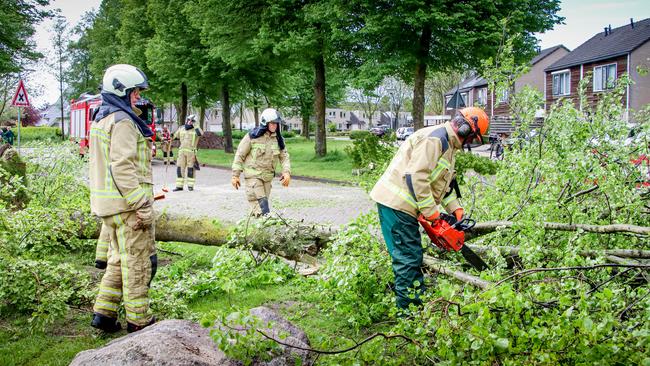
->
[161, 124, 173, 165]
[231, 108, 291, 216]
[173, 115, 202, 191]
[89, 64, 157, 333]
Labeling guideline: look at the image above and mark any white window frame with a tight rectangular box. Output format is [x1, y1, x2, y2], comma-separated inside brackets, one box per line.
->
[498, 88, 509, 104]
[477, 88, 487, 106]
[445, 95, 452, 110]
[552, 69, 571, 96]
[593, 63, 617, 92]
[460, 92, 469, 107]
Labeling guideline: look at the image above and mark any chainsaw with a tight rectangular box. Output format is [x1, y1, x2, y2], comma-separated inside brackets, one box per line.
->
[417, 214, 489, 271]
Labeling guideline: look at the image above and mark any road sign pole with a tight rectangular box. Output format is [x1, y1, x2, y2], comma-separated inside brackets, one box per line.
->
[17, 107, 21, 154]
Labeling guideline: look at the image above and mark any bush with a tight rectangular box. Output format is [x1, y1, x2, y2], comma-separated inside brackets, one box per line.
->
[216, 130, 247, 140]
[282, 130, 296, 138]
[345, 131, 396, 190]
[327, 122, 337, 133]
[19, 127, 61, 142]
[349, 130, 371, 140]
[455, 151, 499, 184]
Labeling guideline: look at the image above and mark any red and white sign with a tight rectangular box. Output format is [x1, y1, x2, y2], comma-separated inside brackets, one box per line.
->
[11, 79, 30, 107]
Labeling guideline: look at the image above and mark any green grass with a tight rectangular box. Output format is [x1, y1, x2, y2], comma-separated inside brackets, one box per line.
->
[159, 137, 355, 182]
[0, 241, 384, 365]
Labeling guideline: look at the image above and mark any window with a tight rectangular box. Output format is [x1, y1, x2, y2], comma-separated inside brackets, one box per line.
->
[593, 63, 617, 92]
[460, 92, 469, 106]
[552, 71, 571, 96]
[445, 96, 452, 110]
[477, 88, 487, 106]
[498, 89, 509, 104]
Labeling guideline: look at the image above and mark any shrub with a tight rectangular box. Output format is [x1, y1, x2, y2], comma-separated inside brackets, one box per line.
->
[350, 130, 371, 140]
[19, 127, 61, 142]
[327, 122, 337, 133]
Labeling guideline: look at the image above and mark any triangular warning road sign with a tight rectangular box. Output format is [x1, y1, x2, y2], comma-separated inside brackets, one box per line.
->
[11, 79, 30, 107]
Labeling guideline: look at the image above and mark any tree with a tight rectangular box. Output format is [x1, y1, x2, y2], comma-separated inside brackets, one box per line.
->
[384, 77, 411, 127]
[21, 105, 41, 126]
[66, 12, 98, 98]
[425, 71, 464, 115]
[0, 0, 51, 75]
[346, 0, 563, 130]
[50, 15, 69, 139]
[349, 85, 386, 128]
[85, 0, 121, 81]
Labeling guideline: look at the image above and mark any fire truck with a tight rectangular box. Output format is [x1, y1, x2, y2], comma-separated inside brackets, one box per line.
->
[69, 93, 157, 156]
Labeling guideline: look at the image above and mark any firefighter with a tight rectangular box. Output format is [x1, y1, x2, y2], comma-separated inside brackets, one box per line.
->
[161, 124, 173, 165]
[89, 64, 157, 333]
[2, 126, 15, 145]
[231, 108, 291, 216]
[369, 107, 489, 311]
[173, 115, 202, 191]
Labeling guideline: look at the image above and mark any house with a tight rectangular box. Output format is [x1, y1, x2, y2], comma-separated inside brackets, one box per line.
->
[545, 18, 650, 121]
[38, 100, 70, 132]
[444, 45, 569, 133]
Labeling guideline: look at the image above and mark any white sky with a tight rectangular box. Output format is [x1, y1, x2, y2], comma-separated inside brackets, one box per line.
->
[27, 0, 650, 107]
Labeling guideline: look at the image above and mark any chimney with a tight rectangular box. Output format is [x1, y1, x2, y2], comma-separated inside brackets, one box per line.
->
[604, 27, 608, 36]
[630, 18, 635, 28]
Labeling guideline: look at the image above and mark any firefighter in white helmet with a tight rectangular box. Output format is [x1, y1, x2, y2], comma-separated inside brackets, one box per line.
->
[88, 64, 157, 333]
[173, 114, 202, 191]
[231, 108, 291, 216]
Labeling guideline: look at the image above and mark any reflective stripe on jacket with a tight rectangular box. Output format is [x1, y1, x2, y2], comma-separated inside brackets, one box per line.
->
[370, 122, 462, 218]
[173, 127, 202, 154]
[232, 132, 290, 182]
[89, 111, 153, 217]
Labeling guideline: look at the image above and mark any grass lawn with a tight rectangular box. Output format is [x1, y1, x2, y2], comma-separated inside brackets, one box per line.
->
[158, 137, 355, 182]
[0, 241, 384, 365]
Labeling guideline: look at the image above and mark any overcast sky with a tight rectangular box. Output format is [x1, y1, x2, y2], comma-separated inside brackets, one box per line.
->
[27, 0, 650, 107]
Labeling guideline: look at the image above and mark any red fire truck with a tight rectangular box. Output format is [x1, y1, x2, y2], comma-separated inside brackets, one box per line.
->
[69, 93, 157, 156]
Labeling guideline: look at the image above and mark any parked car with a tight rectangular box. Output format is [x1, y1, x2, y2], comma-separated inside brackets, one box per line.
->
[370, 125, 392, 138]
[396, 127, 414, 140]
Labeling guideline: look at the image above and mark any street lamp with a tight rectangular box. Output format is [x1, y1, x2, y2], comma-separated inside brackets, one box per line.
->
[386, 88, 396, 130]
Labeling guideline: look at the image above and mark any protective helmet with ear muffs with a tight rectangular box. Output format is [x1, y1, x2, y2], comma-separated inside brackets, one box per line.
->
[260, 108, 283, 127]
[456, 107, 489, 142]
[102, 64, 149, 97]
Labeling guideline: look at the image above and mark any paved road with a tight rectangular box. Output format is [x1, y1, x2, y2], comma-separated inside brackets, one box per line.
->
[152, 162, 374, 226]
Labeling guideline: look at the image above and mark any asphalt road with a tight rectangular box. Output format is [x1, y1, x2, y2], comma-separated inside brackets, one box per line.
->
[151, 161, 375, 226]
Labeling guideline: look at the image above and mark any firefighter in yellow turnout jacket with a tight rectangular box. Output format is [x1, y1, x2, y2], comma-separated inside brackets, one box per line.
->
[173, 115, 202, 191]
[370, 107, 489, 310]
[89, 64, 157, 333]
[231, 108, 291, 216]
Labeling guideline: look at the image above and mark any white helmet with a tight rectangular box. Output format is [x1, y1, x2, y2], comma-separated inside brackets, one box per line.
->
[187, 114, 196, 122]
[260, 108, 283, 127]
[102, 64, 149, 97]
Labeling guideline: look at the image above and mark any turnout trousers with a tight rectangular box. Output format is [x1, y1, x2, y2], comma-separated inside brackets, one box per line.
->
[93, 211, 157, 326]
[377, 203, 425, 310]
[176, 150, 196, 189]
[245, 177, 272, 216]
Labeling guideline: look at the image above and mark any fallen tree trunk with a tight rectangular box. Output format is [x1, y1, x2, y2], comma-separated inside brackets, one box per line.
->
[466, 245, 650, 259]
[466, 221, 650, 241]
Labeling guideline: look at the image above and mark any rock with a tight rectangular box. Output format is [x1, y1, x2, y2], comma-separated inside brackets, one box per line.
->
[70, 307, 311, 366]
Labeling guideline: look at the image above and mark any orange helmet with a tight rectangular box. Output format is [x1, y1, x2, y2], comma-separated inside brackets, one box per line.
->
[460, 107, 489, 137]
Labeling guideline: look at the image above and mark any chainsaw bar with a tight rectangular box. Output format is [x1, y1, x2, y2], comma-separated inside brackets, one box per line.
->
[460, 245, 489, 271]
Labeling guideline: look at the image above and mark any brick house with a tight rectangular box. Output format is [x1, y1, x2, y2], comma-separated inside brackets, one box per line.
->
[545, 18, 650, 121]
[444, 45, 569, 133]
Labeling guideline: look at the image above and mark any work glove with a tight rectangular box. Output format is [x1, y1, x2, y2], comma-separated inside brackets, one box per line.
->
[424, 211, 440, 223]
[280, 173, 291, 187]
[453, 208, 464, 222]
[134, 203, 154, 231]
[231, 176, 241, 190]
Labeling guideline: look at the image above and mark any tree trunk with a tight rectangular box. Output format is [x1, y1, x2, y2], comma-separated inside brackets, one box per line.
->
[222, 84, 234, 153]
[301, 113, 310, 139]
[240, 102, 244, 131]
[313, 54, 326, 157]
[179, 83, 188, 126]
[412, 25, 431, 131]
[254, 106, 259, 128]
[199, 105, 206, 131]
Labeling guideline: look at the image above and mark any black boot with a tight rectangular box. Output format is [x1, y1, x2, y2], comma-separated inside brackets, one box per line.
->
[173, 187, 183, 192]
[188, 187, 193, 191]
[95, 260, 107, 270]
[127, 316, 156, 333]
[91, 313, 121, 333]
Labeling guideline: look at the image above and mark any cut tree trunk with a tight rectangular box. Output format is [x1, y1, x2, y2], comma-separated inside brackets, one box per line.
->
[466, 221, 650, 241]
[180, 83, 188, 126]
[423, 255, 491, 289]
[466, 244, 650, 259]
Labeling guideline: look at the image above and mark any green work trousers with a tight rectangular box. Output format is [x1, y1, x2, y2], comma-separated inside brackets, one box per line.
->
[377, 203, 425, 310]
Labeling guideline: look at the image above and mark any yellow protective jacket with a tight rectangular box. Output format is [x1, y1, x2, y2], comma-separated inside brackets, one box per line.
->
[370, 122, 462, 219]
[89, 111, 153, 217]
[232, 132, 290, 182]
[173, 126, 202, 154]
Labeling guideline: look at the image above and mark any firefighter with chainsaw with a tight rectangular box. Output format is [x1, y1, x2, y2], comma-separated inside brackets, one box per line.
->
[89, 64, 157, 333]
[161, 124, 173, 165]
[231, 108, 291, 216]
[173, 115, 202, 191]
[370, 107, 489, 310]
